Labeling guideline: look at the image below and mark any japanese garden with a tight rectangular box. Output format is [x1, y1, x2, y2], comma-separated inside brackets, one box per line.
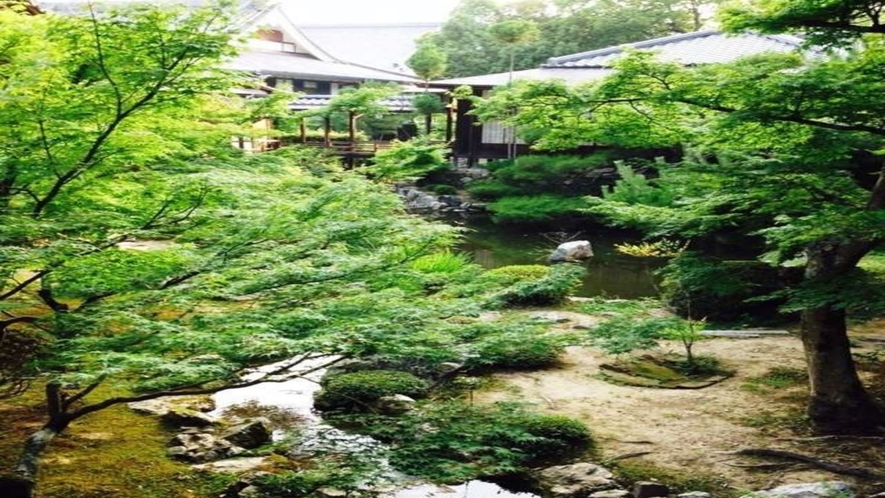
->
[0, 0, 883, 497]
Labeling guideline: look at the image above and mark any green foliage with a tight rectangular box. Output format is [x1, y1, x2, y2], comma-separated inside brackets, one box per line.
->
[410, 251, 473, 274]
[588, 316, 686, 355]
[467, 329, 566, 369]
[425, 183, 459, 195]
[370, 138, 450, 181]
[489, 19, 541, 46]
[742, 367, 807, 394]
[407, 36, 448, 84]
[458, 263, 585, 307]
[469, 153, 616, 196]
[433, 0, 708, 78]
[412, 93, 446, 116]
[328, 401, 592, 482]
[658, 252, 798, 323]
[255, 456, 385, 498]
[314, 370, 429, 412]
[488, 195, 588, 223]
[614, 239, 686, 258]
[603, 161, 674, 206]
[575, 297, 664, 317]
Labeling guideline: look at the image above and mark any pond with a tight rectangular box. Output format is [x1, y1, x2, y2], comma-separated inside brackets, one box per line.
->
[456, 218, 663, 299]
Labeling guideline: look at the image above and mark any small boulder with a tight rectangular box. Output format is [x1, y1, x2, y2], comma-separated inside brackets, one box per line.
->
[375, 394, 416, 415]
[221, 418, 272, 450]
[633, 481, 669, 498]
[741, 482, 854, 498]
[549, 241, 594, 263]
[537, 462, 617, 497]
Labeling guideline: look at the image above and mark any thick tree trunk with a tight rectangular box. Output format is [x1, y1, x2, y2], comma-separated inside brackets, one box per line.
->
[801, 246, 883, 433]
[0, 382, 71, 498]
[0, 423, 65, 498]
[801, 306, 882, 433]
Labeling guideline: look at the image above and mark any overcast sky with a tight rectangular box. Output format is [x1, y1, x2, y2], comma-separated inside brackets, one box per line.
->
[282, 0, 469, 25]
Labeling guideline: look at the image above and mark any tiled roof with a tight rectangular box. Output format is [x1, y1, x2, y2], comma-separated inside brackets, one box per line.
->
[432, 67, 613, 88]
[224, 50, 421, 83]
[298, 23, 441, 75]
[544, 30, 805, 67]
[289, 94, 416, 112]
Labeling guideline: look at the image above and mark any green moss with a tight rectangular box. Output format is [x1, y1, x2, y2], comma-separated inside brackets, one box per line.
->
[314, 370, 429, 412]
[610, 461, 736, 497]
[741, 367, 807, 394]
[0, 384, 223, 498]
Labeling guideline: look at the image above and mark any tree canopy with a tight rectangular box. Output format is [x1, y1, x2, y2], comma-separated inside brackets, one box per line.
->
[475, 0, 885, 432]
[428, 0, 716, 77]
[0, 3, 467, 495]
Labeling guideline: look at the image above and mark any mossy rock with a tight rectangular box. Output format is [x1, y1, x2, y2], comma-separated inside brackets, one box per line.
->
[599, 355, 729, 389]
[314, 370, 428, 412]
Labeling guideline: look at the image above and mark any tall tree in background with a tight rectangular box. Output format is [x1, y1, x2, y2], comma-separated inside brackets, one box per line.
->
[490, 19, 540, 158]
[474, 0, 885, 433]
[434, 0, 712, 77]
[407, 36, 449, 134]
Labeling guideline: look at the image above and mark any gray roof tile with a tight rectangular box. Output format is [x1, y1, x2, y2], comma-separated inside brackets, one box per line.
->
[298, 23, 441, 75]
[544, 30, 805, 68]
[224, 50, 420, 83]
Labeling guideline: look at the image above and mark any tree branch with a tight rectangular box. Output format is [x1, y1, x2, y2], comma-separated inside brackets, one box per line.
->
[67, 355, 347, 420]
[732, 448, 885, 479]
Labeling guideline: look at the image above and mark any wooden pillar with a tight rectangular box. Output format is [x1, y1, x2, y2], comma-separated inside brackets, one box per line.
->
[348, 111, 356, 145]
[299, 118, 306, 144]
[323, 116, 331, 147]
[445, 100, 454, 143]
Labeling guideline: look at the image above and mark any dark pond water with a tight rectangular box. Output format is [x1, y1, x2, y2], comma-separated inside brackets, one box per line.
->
[456, 219, 663, 299]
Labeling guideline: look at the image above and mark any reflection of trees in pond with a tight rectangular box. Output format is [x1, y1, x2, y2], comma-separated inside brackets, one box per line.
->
[458, 221, 662, 298]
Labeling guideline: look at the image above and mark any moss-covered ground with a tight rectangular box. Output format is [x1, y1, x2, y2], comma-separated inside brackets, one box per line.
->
[0, 385, 229, 498]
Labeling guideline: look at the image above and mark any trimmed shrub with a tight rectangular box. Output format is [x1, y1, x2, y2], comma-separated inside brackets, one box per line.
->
[489, 264, 586, 307]
[467, 332, 564, 369]
[314, 370, 429, 412]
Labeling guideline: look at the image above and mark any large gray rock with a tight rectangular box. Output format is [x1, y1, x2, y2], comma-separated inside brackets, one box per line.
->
[549, 241, 594, 263]
[161, 408, 219, 428]
[128, 396, 215, 416]
[742, 482, 854, 498]
[221, 418, 272, 450]
[375, 394, 416, 415]
[537, 462, 617, 497]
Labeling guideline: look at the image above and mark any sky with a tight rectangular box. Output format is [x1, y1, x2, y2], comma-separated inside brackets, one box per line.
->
[281, 0, 467, 25]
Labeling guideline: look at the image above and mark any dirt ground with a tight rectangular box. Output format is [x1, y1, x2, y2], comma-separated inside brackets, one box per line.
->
[479, 316, 885, 495]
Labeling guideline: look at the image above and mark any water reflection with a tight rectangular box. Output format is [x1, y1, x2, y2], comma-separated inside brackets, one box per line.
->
[457, 220, 662, 298]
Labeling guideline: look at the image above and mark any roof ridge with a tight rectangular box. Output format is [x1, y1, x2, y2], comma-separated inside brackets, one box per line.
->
[298, 22, 443, 28]
[544, 30, 722, 67]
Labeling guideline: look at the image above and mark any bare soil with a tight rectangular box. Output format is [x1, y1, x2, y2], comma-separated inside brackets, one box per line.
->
[478, 316, 885, 495]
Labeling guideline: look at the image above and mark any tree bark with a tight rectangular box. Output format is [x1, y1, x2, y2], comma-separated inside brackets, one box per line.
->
[801, 247, 883, 434]
[0, 416, 69, 498]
